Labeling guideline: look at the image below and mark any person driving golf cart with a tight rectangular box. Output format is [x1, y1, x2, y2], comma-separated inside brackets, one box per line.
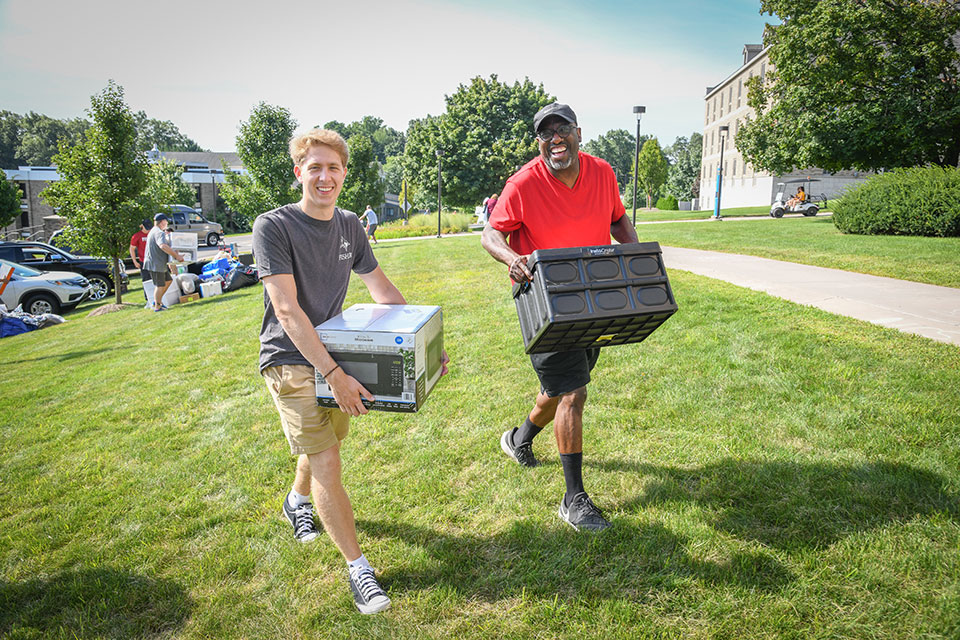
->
[786, 186, 805, 208]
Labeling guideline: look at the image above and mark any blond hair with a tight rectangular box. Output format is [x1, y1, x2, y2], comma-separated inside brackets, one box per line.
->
[288, 128, 349, 167]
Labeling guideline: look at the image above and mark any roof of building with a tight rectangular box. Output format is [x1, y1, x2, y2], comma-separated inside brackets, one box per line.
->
[160, 151, 243, 170]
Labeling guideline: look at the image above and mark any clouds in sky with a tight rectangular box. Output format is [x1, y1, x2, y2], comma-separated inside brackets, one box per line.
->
[0, 0, 773, 150]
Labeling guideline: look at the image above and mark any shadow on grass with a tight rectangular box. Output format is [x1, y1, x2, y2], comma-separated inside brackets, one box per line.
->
[0, 346, 132, 366]
[358, 517, 793, 603]
[593, 458, 959, 550]
[0, 568, 193, 638]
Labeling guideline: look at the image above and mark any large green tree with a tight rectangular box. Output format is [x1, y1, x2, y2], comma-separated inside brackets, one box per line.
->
[634, 138, 668, 209]
[664, 133, 703, 200]
[582, 129, 648, 193]
[737, 0, 960, 173]
[220, 102, 299, 222]
[133, 111, 205, 152]
[404, 75, 554, 209]
[146, 158, 196, 208]
[323, 116, 405, 163]
[0, 178, 21, 228]
[338, 134, 384, 214]
[42, 81, 156, 304]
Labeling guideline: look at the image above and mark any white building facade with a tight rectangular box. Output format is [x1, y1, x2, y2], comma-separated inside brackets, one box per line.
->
[700, 45, 869, 211]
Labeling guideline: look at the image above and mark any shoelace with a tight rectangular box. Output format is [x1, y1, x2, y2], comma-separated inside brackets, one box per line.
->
[293, 504, 315, 536]
[573, 495, 605, 521]
[353, 568, 384, 601]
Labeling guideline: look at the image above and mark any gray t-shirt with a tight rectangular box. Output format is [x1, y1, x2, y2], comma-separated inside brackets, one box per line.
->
[143, 226, 171, 272]
[364, 209, 378, 225]
[253, 204, 378, 372]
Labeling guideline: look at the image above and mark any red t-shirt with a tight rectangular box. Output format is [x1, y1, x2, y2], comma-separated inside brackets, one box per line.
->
[488, 152, 625, 258]
[130, 230, 148, 261]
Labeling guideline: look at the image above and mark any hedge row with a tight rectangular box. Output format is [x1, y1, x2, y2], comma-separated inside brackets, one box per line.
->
[655, 195, 679, 210]
[833, 166, 960, 237]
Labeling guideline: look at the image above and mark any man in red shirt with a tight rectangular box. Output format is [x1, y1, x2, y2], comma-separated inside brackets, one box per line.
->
[129, 219, 153, 271]
[481, 102, 639, 532]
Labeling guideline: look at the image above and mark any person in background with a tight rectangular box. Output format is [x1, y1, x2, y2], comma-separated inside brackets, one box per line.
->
[129, 218, 153, 271]
[359, 204, 379, 244]
[142, 213, 183, 312]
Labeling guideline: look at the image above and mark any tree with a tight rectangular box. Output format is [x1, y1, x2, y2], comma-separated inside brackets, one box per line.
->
[322, 116, 404, 163]
[737, 0, 960, 174]
[338, 134, 383, 214]
[635, 138, 668, 209]
[382, 154, 404, 194]
[404, 75, 554, 208]
[42, 81, 154, 304]
[18, 113, 88, 166]
[397, 178, 415, 217]
[582, 129, 648, 193]
[133, 111, 205, 152]
[0, 178, 21, 228]
[145, 158, 196, 207]
[220, 102, 298, 222]
[664, 132, 703, 200]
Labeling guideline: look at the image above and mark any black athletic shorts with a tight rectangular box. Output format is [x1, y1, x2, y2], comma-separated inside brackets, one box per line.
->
[530, 347, 601, 397]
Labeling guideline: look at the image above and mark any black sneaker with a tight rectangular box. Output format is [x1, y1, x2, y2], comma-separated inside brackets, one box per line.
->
[500, 429, 540, 467]
[281, 495, 320, 543]
[558, 492, 611, 531]
[349, 566, 391, 614]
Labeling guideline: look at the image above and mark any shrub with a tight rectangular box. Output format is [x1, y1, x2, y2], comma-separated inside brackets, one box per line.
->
[655, 195, 679, 210]
[832, 166, 960, 237]
[376, 212, 473, 239]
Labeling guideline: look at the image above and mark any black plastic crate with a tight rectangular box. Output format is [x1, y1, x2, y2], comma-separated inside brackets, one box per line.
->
[512, 242, 677, 354]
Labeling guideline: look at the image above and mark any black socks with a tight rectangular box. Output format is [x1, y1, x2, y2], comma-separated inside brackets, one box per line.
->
[513, 418, 543, 447]
[560, 452, 585, 506]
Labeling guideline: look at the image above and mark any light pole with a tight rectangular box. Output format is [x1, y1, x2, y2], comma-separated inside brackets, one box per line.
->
[713, 125, 729, 220]
[435, 149, 443, 238]
[632, 105, 645, 226]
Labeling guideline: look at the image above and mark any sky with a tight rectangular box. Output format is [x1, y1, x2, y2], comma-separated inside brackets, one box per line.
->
[0, 0, 775, 152]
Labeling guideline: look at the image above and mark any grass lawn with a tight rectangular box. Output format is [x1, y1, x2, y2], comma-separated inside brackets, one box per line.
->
[634, 205, 777, 222]
[641, 216, 960, 288]
[1, 235, 958, 639]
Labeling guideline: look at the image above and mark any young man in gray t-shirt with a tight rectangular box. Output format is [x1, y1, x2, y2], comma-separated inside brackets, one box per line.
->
[253, 129, 445, 615]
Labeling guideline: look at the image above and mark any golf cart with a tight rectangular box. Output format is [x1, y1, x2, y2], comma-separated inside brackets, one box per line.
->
[770, 178, 827, 218]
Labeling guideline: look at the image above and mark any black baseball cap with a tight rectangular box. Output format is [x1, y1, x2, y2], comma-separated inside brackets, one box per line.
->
[533, 103, 577, 133]
[141, 218, 154, 229]
[154, 213, 170, 222]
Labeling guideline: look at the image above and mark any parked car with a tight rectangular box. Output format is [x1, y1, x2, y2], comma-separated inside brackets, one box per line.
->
[166, 204, 223, 247]
[0, 241, 128, 301]
[0, 259, 92, 315]
[49, 228, 136, 269]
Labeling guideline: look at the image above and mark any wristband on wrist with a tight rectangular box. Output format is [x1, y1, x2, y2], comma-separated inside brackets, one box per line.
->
[322, 364, 340, 379]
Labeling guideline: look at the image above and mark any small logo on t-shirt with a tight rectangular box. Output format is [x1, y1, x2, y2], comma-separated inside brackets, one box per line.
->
[338, 235, 352, 261]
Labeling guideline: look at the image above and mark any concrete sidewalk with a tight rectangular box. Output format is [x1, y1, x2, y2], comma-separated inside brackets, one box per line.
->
[662, 246, 960, 347]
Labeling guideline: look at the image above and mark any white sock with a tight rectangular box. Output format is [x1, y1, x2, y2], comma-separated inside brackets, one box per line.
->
[347, 554, 371, 575]
[287, 489, 310, 508]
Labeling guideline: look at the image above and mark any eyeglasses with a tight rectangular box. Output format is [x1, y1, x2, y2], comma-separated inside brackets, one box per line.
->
[536, 123, 577, 142]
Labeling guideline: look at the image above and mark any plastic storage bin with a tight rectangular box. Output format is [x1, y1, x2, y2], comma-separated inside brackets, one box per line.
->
[512, 242, 677, 354]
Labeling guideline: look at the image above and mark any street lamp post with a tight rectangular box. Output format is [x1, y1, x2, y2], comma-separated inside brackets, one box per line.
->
[632, 105, 645, 226]
[436, 149, 443, 238]
[713, 125, 729, 220]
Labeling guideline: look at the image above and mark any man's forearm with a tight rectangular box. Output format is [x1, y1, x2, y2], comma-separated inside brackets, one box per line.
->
[276, 306, 338, 374]
[480, 225, 519, 265]
[611, 216, 639, 244]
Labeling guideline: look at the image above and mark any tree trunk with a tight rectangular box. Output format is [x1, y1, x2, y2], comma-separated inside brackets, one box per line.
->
[114, 257, 123, 305]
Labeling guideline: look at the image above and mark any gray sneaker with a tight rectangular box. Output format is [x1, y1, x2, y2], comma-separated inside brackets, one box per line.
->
[558, 492, 611, 531]
[282, 495, 320, 543]
[349, 566, 391, 614]
[500, 429, 540, 467]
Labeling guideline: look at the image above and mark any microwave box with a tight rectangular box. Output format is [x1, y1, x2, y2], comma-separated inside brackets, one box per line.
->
[512, 242, 678, 354]
[314, 304, 443, 413]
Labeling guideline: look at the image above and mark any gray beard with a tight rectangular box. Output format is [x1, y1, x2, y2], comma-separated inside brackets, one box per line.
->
[543, 154, 573, 171]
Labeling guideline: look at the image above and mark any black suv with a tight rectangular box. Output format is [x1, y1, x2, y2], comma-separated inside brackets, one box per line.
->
[0, 241, 129, 301]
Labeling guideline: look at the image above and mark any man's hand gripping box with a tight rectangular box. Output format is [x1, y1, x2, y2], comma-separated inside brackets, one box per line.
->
[314, 304, 443, 413]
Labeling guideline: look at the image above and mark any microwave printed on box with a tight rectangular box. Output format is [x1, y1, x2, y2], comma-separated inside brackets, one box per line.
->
[512, 242, 678, 353]
[315, 304, 443, 413]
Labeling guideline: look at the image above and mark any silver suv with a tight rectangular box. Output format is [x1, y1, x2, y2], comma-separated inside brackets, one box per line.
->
[166, 204, 223, 247]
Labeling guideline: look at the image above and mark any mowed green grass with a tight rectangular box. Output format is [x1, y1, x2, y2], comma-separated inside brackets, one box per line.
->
[642, 216, 960, 288]
[1, 235, 958, 639]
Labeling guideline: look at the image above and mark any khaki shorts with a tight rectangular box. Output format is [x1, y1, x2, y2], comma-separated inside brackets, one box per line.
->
[262, 364, 349, 455]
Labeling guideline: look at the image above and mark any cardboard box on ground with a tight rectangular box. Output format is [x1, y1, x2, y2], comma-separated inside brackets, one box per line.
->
[315, 304, 444, 413]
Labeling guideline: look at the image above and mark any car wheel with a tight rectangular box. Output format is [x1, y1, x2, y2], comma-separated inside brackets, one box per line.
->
[206, 232, 220, 247]
[803, 206, 819, 217]
[771, 207, 785, 218]
[22, 292, 61, 315]
[87, 275, 111, 300]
